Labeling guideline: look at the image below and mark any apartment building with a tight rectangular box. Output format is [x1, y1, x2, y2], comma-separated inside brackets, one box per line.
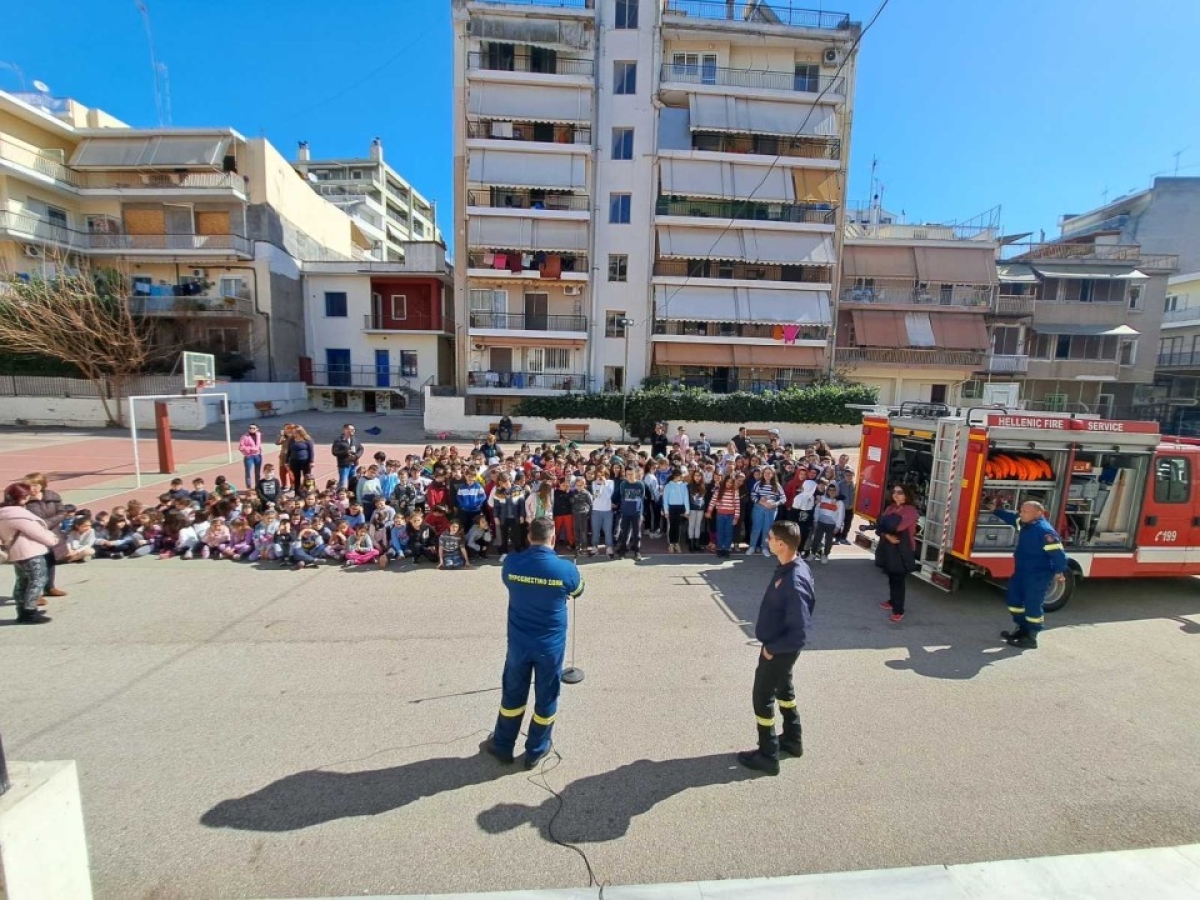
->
[294, 139, 443, 262]
[452, 0, 860, 413]
[1153, 272, 1200, 420]
[0, 88, 367, 380]
[836, 216, 1000, 405]
[302, 241, 456, 414]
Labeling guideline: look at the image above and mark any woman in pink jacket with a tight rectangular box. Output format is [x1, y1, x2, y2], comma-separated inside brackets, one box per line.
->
[0, 483, 63, 624]
[238, 423, 264, 489]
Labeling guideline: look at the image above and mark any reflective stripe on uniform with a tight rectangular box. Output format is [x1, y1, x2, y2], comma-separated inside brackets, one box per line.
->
[499, 705, 526, 717]
[1007, 606, 1025, 614]
[569, 578, 585, 598]
[777, 699, 797, 709]
[1043, 543, 1063, 552]
[755, 715, 775, 728]
[532, 712, 556, 726]
[1025, 615, 1045, 624]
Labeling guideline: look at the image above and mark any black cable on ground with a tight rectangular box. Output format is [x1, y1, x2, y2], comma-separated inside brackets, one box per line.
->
[526, 741, 608, 898]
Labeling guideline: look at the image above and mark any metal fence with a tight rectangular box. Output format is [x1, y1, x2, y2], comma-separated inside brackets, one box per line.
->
[0, 374, 184, 398]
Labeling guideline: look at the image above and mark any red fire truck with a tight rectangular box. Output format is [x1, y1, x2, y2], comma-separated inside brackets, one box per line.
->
[853, 403, 1200, 611]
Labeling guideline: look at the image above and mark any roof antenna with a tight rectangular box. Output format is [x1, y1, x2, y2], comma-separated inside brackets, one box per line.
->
[135, 1, 171, 125]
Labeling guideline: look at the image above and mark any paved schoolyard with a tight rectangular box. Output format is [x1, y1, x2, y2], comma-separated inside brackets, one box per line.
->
[3, 526, 1200, 899]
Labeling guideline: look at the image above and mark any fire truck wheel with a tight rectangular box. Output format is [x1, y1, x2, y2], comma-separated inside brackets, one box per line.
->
[1043, 569, 1076, 613]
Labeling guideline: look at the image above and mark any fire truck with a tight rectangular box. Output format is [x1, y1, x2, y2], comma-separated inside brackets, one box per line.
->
[853, 403, 1200, 611]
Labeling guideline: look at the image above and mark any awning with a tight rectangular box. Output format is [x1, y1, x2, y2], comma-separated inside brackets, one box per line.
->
[657, 226, 834, 265]
[851, 310, 905, 346]
[467, 16, 590, 51]
[654, 284, 830, 324]
[930, 313, 990, 350]
[660, 158, 794, 203]
[466, 216, 588, 252]
[913, 246, 998, 285]
[1032, 324, 1140, 336]
[468, 149, 587, 190]
[841, 244, 918, 279]
[688, 94, 837, 137]
[467, 82, 592, 124]
[792, 169, 839, 204]
[653, 343, 823, 367]
[70, 135, 231, 169]
[1031, 264, 1149, 280]
[997, 263, 1038, 283]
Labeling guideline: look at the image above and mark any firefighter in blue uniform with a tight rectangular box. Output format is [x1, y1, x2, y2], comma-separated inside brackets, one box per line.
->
[991, 499, 1068, 649]
[486, 517, 584, 768]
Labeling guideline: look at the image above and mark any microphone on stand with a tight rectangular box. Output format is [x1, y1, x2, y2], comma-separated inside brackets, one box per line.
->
[561, 594, 584, 684]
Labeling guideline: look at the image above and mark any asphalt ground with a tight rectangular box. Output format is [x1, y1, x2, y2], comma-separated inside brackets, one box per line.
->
[4, 533, 1200, 900]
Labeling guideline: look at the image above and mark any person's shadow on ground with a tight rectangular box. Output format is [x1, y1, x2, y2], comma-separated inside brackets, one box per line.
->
[884, 640, 1022, 680]
[477, 753, 756, 843]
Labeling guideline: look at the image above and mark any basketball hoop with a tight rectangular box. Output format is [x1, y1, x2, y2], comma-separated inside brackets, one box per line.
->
[195, 379, 208, 393]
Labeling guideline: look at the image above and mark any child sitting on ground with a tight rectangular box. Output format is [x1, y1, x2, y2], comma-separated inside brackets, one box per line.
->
[202, 516, 232, 559]
[64, 516, 97, 562]
[465, 513, 492, 560]
[378, 518, 410, 570]
[408, 511, 439, 565]
[438, 519, 470, 570]
[344, 523, 379, 567]
[227, 518, 254, 559]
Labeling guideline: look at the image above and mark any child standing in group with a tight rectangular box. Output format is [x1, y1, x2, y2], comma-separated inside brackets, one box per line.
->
[438, 519, 471, 570]
[570, 476, 593, 556]
[344, 524, 379, 567]
[809, 483, 845, 564]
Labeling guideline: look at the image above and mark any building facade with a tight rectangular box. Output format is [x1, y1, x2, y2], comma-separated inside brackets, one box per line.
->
[451, 0, 860, 414]
[301, 242, 456, 414]
[0, 89, 369, 381]
[293, 140, 442, 263]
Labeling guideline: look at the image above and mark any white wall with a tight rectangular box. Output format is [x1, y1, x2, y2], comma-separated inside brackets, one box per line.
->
[424, 390, 860, 446]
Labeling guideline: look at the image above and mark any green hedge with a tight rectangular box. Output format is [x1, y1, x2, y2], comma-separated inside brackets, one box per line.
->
[514, 383, 878, 439]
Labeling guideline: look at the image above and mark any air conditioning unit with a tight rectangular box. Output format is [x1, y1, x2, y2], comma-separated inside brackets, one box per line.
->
[563, 285, 582, 296]
[24, 245, 42, 258]
[822, 47, 840, 67]
[192, 269, 207, 277]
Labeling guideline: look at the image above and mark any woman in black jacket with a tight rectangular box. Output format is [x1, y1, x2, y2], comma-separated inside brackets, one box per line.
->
[24, 472, 73, 599]
[286, 426, 316, 493]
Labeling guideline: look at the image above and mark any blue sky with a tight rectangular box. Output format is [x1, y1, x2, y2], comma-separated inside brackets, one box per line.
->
[4, 0, 1199, 245]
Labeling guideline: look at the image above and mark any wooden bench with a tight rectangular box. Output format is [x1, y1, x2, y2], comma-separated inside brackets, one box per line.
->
[253, 401, 279, 417]
[556, 423, 589, 443]
[488, 421, 523, 438]
[744, 428, 777, 444]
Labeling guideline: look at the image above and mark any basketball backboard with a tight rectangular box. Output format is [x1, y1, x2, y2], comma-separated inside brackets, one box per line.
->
[182, 351, 216, 390]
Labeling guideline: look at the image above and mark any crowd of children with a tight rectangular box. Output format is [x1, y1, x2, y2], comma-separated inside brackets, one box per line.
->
[58, 422, 856, 572]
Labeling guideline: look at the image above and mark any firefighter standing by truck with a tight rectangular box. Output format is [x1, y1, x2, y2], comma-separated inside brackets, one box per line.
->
[990, 499, 1069, 649]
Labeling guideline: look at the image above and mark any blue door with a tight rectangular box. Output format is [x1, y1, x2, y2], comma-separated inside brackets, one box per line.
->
[326, 348, 351, 387]
[375, 349, 390, 387]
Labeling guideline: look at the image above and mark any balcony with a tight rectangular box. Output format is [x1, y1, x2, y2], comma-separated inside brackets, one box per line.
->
[653, 321, 827, 340]
[648, 372, 820, 393]
[837, 348, 987, 367]
[656, 197, 835, 225]
[1158, 352, 1200, 370]
[131, 291, 254, 318]
[469, 311, 587, 333]
[363, 313, 452, 333]
[1006, 242, 1178, 271]
[691, 132, 840, 161]
[996, 294, 1037, 316]
[979, 354, 1030, 374]
[467, 188, 590, 211]
[466, 250, 588, 279]
[472, 0, 591, 7]
[467, 120, 592, 146]
[468, 370, 586, 391]
[662, 1, 852, 30]
[654, 258, 831, 282]
[0, 138, 83, 189]
[87, 232, 252, 257]
[309, 365, 417, 389]
[79, 170, 247, 196]
[660, 63, 844, 95]
[1025, 358, 1121, 380]
[467, 51, 593, 77]
[1162, 306, 1200, 326]
[838, 286, 993, 309]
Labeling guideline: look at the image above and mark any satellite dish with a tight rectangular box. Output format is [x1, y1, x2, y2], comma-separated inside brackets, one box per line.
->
[32, 79, 50, 93]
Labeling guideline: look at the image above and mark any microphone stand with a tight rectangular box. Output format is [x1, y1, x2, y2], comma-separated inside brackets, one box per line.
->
[561, 594, 584, 684]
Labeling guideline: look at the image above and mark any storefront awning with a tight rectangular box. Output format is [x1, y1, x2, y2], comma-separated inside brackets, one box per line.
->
[913, 246, 998, 285]
[1032, 323, 1140, 336]
[688, 94, 837, 137]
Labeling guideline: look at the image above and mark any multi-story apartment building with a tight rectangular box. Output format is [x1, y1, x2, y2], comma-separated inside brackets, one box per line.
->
[293, 140, 442, 263]
[0, 88, 369, 381]
[452, 0, 860, 413]
[1154, 272, 1200, 418]
[836, 216, 999, 405]
[302, 241, 456, 414]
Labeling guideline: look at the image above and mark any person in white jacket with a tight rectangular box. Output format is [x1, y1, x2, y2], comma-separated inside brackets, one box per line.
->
[791, 475, 819, 558]
[0, 483, 62, 624]
[589, 474, 615, 555]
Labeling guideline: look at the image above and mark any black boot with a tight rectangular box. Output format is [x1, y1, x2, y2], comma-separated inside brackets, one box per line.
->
[736, 749, 780, 775]
[779, 732, 803, 757]
[1006, 632, 1038, 649]
[17, 608, 51, 625]
[1000, 626, 1027, 640]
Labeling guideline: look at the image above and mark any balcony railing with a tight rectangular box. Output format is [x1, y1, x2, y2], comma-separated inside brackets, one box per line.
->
[837, 348, 987, 367]
[691, 132, 841, 160]
[996, 294, 1036, 316]
[1157, 352, 1200, 369]
[656, 197, 835, 224]
[1162, 306, 1200, 324]
[0, 211, 252, 256]
[309, 365, 416, 389]
[654, 258, 831, 282]
[0, 210, 76, 246]
[648, 372, 821, 393]
[662, 0, 852, 30]
[0, 138, 83, 187]
[363, 313, 451, 332]
[980, 354, 1030, 374]
[468, 370, 586, 390]
[467, 189, 590, 211]
[470, 312, 587, 332]
[838, 287, 993, 308]
[467, 120, 592, 145]
[81, 170, 247, 192]
[466, 250, 588, 275]
[1007, 241, 1179, 270]
[653, 321, 827, 339]
[660, 63, 844, 95]
[472, 0, 591, 7]
[467, 51, 594, 77]
[131, 294, 253, 317]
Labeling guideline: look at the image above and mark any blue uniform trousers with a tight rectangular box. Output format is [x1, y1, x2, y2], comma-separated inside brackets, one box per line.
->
[1006, 571, 1051, 635]
[493, 640, 564, 758]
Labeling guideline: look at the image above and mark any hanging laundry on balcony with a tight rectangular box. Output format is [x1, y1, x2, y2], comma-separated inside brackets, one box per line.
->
[781, 324, 802, 344]
[492, 253, 507, 270]
[540, 254, 562, 278]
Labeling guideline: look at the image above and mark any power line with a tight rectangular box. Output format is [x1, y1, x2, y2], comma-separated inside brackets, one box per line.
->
[658, 0, 892, 317]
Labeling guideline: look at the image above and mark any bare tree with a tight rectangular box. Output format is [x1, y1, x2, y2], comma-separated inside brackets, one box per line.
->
[0, 259, 159, 426]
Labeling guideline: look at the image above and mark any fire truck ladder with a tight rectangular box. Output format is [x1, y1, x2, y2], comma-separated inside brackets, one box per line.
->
[920, 418, 965, 577]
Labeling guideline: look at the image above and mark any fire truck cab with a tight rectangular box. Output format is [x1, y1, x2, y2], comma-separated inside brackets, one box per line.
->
[854, 403, 1200, 611]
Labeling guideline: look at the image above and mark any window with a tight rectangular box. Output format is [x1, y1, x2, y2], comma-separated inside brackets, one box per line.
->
[615, 0, 638, 28]
[46, 206, 68, 229]
[609, 193, 631, 224]
[795, 63, 820, 92]
[1155, 456, 1191, 504]
[1165, 294, 1180, 312]
[1119, 337, 1137, 366]
[1078, 280, 1094, 303]
[992, 325, 1022, 356]
[614, 61, 637, 95]
[672, 52, 716, 84]
[605, 365, 625, 391]
[605, 311, 628, 337]
[324, 291, 348, 317]
[390, 294, 407, 319]
[400, 350, 418, 377]
[350, 169, 363, 180]
[611, 127, 634, 160]
[1127, 282, 1143, 310]
[207, 327, 240, 354]
[219, 276, 246, 299]
[528, 347, 571, 372]
[608, 255, 628, 282]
